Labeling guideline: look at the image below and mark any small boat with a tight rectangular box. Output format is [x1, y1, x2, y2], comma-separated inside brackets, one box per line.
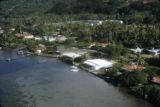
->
[71, 68, 79, 72]
[71, 66, 79, 72]
[71, 66, 78, 69]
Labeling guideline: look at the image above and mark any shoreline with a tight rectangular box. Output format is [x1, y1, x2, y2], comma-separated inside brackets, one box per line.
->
[0, 49, 156, 107]
[58, 57, 157, 107]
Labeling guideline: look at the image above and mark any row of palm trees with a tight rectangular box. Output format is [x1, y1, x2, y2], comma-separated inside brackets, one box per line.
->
[64, 22, 160, 48]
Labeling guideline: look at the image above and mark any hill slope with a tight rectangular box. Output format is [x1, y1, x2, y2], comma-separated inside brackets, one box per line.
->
[0, 0, 160, 23]
[0, 0, 159, 15]
[0, 0, 61, 15]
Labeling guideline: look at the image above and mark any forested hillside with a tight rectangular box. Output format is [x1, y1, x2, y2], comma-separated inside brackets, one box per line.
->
[0, 0, 160, 23]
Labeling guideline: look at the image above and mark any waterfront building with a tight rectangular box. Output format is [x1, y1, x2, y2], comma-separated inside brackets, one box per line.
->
[61, 52, 83, 64]
[81, 59, 113, 74]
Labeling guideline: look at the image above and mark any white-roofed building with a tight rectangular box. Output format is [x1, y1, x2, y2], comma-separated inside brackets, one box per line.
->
[35, 49, 42, 55]
[81, 59, 113, 74]
[87, 20, 103, 26]
[148, 48, 160, 55]
[56, 35, 67, 43]
[62, 52, 81, 59]
[105, 20, 124, 24]
[49, 37, 56, 42]
[0, 27, 4, 34]
[0, 30, 4, 34]
[61, 52, 85, 64]
[34, 37, 42, 41]
[130, 47, 143, 54]
[10, 28, 15, 32]
[43, 36, 56, 42]
[43, 35, 66, 42]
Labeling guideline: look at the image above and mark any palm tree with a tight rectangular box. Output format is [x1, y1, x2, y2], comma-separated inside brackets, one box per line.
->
[136, 53, 146, 66]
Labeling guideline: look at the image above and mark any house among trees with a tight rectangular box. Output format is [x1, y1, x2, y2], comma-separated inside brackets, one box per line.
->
[123, 65, 146, 72]
[15, 32, 34, 39]
[43, 35, 67, 43]
[86, 20, 124, 26]
[104, 20, 124, 24]
[87, 20, 103, 26]
[0, 27, 4, 34]
[56, 35, 67, 43]
[88, 42, 111, 48]
[143, 0, 159, 4]
[147, 48, 160, 56]
[149, 76, 160, 85]
[130, 47, 143, 54]
[34, 36, 43, 41]
[10, 28, 15, 32]
[43, 36, 56, 42]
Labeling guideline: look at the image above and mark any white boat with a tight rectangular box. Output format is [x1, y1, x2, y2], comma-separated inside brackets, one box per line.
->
[71, 66, 79, 72]
[71, 66, 78, 69]
[71, 68, 79, 72]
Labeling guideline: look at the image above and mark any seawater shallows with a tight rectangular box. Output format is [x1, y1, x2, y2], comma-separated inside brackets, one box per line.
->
[0, 50, 153, 107]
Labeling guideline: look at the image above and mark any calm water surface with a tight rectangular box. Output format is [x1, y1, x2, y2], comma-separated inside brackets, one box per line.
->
[0, 50, 154, 107]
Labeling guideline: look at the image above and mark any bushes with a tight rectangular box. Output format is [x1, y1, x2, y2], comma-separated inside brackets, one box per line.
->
[0, 33, 17, 49]
[144, 85, 160, 107]
[121, 71, 148, 86]
[107, 64, 123, 79]
[23, 40, 39, 51]
[101, 43, 129, 59]
[143, 67, 160, 76]
[90, 43, 129, 59]
[146, 58, 160, 67]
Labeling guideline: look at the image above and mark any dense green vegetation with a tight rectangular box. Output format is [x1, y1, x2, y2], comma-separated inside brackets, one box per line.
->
[0, 20, 160, 52]
[0, 0, 160, 23]
[121, 71, 148, 86]
[0, 0, 160, 106]
[102, 65, 160, 106]
[62, 22, 160, 48]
